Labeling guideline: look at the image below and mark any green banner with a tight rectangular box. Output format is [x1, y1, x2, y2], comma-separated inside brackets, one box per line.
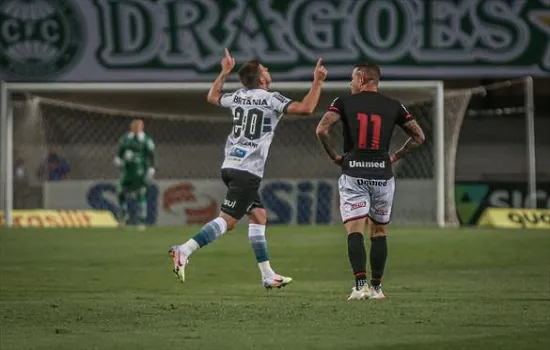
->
[455, 182, 550, 225]
[1, 0, 549, 80]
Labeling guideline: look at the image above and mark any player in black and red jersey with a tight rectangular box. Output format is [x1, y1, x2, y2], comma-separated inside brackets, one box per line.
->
[316, 63, 425, 300]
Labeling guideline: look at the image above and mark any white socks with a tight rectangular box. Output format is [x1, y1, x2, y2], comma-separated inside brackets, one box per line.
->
[248, 224, 275, 278]
[179, 239, 199, 257]
[178, 219, 276, 279]
[179, 217, 228, 257]
[258, 261, 275, 279]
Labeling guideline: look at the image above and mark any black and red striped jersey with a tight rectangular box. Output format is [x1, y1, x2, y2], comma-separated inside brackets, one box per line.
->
[328, 91, 414, 179]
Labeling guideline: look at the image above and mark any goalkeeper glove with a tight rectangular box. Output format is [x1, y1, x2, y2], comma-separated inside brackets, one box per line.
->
[146, 167, 156, 181]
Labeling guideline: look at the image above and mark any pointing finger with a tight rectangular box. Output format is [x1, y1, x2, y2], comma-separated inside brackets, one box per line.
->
[225, 48, 231, 58]
[316, 58, 323, 67]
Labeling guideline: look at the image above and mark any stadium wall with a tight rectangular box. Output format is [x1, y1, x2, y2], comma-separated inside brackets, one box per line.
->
[43, 179, 435, 226]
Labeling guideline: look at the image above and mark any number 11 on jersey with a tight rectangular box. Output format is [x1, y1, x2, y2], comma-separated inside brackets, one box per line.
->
[357, 113, 381, 150]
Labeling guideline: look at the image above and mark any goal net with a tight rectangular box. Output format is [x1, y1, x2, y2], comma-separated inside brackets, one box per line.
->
[3, 82, 473, 227]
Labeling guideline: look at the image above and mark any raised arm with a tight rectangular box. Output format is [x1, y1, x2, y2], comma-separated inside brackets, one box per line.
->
[207, 48, 236, 106]
[390, 119, 425, 162]
[316, 110, 342, 164]
[285, 58, 327, 115]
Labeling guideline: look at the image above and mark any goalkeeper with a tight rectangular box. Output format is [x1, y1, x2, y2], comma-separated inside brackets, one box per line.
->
[114, 119, 156, 228]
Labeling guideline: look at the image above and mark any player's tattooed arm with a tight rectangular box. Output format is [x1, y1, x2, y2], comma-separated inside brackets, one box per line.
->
[206, 72, 229, 105]
[207, 48, 235, 106]
[390, 120, 426, 162]
[316, 111, 342, 164]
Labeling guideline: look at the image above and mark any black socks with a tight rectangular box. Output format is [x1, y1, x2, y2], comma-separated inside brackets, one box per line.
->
[370, 236, 388, 286]
[347, 232, 367, 289]
[348, 233, 388, 288]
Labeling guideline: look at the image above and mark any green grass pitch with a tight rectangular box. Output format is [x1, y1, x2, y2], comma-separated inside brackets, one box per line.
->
[1, 226, 549, 350]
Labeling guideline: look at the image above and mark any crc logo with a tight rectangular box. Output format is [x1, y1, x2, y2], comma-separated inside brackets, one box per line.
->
[0, 0, 85, 78]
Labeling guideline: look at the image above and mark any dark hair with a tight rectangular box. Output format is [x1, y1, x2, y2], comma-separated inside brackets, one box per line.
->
[354, 63, 381, 84]
[238, 60, 262, 89]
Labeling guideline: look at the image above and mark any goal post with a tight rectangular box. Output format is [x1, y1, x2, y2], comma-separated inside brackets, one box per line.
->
[524, 76, 536, 209]
[1, 81, 451, 228]
[0, 81, 13, 228]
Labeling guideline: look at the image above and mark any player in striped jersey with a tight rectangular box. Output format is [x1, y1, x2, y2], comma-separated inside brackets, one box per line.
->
[170, 49, 328, 289]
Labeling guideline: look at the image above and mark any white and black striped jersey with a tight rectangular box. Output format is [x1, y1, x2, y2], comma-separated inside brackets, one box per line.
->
[218, 88, 292, 178]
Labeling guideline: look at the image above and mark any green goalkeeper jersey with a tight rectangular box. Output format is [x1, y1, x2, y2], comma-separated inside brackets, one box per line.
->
[116, 132, 156, 178]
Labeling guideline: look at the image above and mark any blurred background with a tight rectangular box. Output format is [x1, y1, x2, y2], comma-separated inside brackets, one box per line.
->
[1, 0, 549, 227]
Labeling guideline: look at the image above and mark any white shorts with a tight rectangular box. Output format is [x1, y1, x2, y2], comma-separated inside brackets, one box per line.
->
[338, 174, 395, 224]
